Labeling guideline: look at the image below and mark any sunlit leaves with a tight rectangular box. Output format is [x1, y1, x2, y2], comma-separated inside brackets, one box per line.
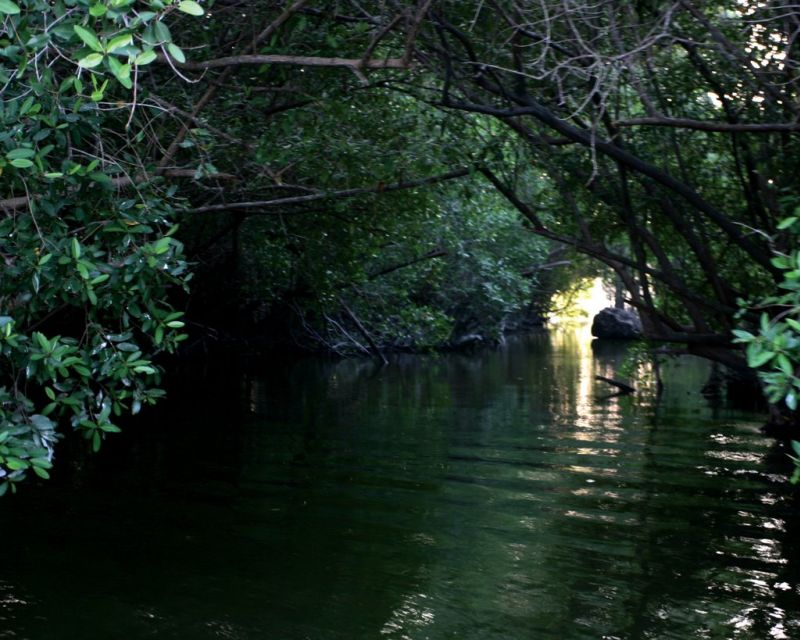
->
[107, 33, 133, 53]
[134, 49, 157, 65]
[78, 53, 104, 68]
[177, 1, 204, 16]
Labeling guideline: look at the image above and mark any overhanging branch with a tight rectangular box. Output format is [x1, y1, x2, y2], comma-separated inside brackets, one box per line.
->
[0, 170, 236, 213]
[614, 116, 800, 133]
[160, 54, 410, 72]
[185, 168, 471, 214]
[446, 96, 778, 277]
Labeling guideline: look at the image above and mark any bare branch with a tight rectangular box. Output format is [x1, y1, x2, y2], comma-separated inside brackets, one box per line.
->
[252, 0, 311, 50]
[367, 248, 448, 280]
[403, 0, 436, 66]
[158, 53, 410, 71]
[614, 116, 800, 133]
[185, 168, 471, 214]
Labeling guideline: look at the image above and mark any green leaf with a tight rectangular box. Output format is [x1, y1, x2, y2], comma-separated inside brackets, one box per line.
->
[177, 0, 204, 15]
[107, 33, 133, 53]
[792, 440, 800, 456]
[134, 49, 157, 66]
[152, 237, 172, 254]
[787, 392, 798, 411]
[6, 148, 36, 160]
[73, 25, 104, 53]
[772, 255, 791, 269]
[107, 56, 132, 86]
[777, 354, 794, 376]
[153, 21, 171, 43]
[71, 237, 81, 259]
[89, 4, 108, 17]
[166, 42, 185, 63]
[99, 424, 121, 433]
[777, 217, 798, 230]
[136, 10, 157, 22]
[9, 158, 33, 168]
[748, 349, 775, 368]
[0, 0, 20, 14]
[89, 171, 113, 186]
[32, 466, 50, 480]
[78, 53, 105, 69]
[92, 431, 101, 452]
[34, 331, 50, 351]
[133, 365, 157, 374]
[5, 458, 28, 471]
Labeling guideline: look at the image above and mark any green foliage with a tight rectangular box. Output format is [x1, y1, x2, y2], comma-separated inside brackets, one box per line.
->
[733, 213, 800, 412]
[733, 213, 800, 481]
[9, 0, 800, 489]
[202, 77, 551, 352]
[0, 0, 201, 490]
[788, 440, 800, 485]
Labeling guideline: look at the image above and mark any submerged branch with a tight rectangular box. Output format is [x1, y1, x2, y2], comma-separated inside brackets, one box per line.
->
[595, 375, 635, 394]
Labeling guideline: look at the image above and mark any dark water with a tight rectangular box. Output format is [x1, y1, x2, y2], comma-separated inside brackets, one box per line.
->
[1, 330, 799, 639]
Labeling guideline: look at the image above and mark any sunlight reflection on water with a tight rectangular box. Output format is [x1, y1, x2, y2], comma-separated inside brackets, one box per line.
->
[0, 331, 797, 639]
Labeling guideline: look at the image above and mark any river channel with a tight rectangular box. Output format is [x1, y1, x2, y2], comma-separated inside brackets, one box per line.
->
[0, 330, 798, 639]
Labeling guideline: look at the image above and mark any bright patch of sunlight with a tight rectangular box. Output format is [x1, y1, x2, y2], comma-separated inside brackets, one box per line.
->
[548, 277, 614, 327]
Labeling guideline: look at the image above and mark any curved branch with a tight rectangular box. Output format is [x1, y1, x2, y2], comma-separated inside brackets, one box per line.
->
[446, 95, 778, 277]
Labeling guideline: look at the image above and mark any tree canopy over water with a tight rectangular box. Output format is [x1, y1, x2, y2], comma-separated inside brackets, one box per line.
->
[2, 0, 800, 486]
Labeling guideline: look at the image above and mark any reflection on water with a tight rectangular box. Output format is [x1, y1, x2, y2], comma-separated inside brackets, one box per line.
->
[0, 330, 798, 640]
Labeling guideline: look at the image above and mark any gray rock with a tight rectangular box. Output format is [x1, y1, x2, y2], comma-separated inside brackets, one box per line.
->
[451, 333, 485, 349]
[591, 307, 642, 339]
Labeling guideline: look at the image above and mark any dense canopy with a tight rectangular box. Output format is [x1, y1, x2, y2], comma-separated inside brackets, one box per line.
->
[2, 0, 800, 488]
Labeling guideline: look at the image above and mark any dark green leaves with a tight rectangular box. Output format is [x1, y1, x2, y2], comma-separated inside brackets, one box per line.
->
[0, 0, 198, 491]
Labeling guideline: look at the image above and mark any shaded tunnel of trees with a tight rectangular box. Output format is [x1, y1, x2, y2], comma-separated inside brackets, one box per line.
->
[2, 0, 800, 485]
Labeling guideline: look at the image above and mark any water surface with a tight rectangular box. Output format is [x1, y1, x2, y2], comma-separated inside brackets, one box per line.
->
[1, 330, 798, 639]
